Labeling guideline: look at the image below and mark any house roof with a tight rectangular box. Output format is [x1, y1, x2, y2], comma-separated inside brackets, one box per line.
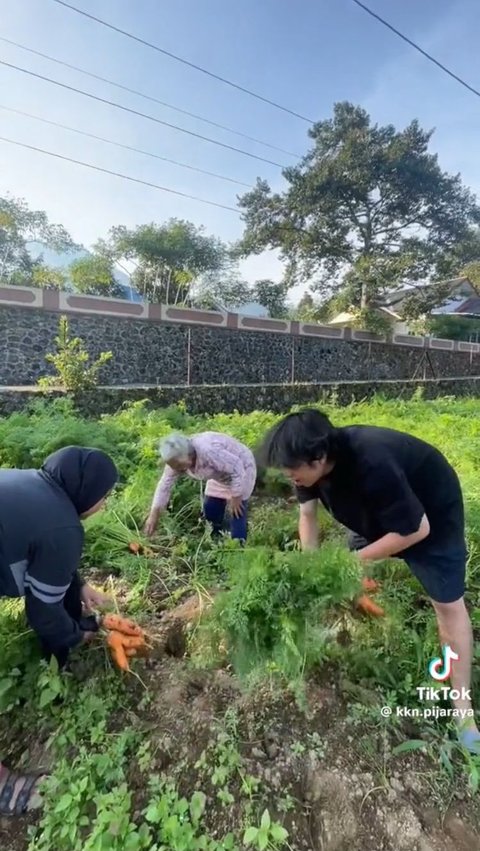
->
[383, 277, 476, 308]
[453, 296, 480, 315]
[328, 305, 401, 326]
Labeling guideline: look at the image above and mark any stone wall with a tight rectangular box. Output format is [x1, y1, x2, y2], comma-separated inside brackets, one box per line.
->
[1, 377, 479, 418]
[0, 285, 479, 388]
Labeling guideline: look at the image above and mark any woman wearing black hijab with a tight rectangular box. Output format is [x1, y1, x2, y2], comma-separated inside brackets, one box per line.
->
[0, 445, 118, 817]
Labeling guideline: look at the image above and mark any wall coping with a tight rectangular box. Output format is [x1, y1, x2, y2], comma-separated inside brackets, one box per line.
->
[1, 375, 480, 392]
[0, 284, 478, 355]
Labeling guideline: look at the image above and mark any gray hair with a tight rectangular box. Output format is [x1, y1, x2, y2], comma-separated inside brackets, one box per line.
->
[159, 433, 192, 464]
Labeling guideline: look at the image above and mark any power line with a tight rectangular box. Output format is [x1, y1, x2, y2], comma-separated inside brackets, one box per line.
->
[0, 36, 301, 159]
[51, 0, 315, 123]
[351, 0, 480, 100]
[0, 135, 240, 213]
[0, 104, 252, 188]
[0, 59, 285, 168]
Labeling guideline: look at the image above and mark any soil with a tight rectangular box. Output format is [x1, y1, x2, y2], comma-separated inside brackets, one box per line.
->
[2, 595, 480, 851]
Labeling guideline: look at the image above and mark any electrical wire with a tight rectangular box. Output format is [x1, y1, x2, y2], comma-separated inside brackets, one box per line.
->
[0, 135, 240, 213]
[51, 0, 315, 123]
[0, 59, 285, 168]
[0, 36, 301, 158]
[351, 0, 480, 99]
[0, 104, 252, 188]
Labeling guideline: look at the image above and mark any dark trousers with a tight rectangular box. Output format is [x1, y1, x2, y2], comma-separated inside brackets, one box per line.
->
[203, 497, 249, 542]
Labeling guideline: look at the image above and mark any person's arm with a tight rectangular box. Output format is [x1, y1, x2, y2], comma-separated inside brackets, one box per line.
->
[357, 460, 430, 563]
[357, 514, 430, 562]
[24, 530, 85, 654]
[144, 465, 180, 535]
[151, 465, 180, 511]
[298, 499, 319, 550]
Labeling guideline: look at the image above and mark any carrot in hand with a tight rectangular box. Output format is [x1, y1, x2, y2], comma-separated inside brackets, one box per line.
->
[121, 635, 146, 650]
[356, 594, 385, 618]
[107, 631, 130, 670]
[103, 614, 144, 637]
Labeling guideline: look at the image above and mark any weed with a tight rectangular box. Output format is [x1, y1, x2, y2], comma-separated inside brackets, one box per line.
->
[242, 809, 289, 849]
[0, 395, 479, 846]
[38, 315, 112, 393]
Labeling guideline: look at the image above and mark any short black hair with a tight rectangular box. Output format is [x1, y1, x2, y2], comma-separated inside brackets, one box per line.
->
[257, 409, 339, 469]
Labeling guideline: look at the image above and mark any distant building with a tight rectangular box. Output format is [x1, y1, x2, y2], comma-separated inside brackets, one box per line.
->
[328, 277, 480, 335]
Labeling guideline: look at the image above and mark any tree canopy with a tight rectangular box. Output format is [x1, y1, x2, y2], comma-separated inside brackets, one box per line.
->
[99, 219, 227, 304]
[0, 195, 74, 286]
[237, 102, 480, 319]
[69, 255, 123, 298]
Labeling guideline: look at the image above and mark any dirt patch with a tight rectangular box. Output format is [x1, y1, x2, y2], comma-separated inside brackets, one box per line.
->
[3, 596, 480, 850]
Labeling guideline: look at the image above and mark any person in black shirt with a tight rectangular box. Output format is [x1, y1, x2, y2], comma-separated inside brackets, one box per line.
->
[258, 409, 479, 753]
[0, 445, 118, 816]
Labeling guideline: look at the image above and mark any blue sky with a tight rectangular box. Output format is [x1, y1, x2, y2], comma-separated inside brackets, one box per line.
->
[1, 0, 479, 297]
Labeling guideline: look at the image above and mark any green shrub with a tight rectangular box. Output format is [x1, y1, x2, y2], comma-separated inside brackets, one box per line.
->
[200, 543, 362, 680]
[38, 315, 112, 393]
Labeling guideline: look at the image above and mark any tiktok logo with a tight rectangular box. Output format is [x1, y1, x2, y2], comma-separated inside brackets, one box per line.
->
[428, 644, 459, 681]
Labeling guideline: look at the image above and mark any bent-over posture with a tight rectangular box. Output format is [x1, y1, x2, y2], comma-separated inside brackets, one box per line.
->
[0, 445, 118, 816]
[144, 432, 256, 542]
[259, 409, 479, 754]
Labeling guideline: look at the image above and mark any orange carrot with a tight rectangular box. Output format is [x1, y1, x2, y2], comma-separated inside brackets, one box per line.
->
[356, 595, 385, 618]
[361, 577, 380, 594]
[103, 614, 144, 637]
[129, 542, 141, 554]
[107, 631, 129, 670]
[121, 635, 146, 649]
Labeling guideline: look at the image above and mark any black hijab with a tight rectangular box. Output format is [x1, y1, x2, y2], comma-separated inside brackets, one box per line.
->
[41, 446, 119, 515]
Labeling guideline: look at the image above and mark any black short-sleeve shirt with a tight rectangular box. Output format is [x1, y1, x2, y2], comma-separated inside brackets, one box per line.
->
[296, 425, 465, 557]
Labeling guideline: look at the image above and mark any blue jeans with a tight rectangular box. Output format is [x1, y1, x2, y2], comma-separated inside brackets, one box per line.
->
[203, 497, 248, 542]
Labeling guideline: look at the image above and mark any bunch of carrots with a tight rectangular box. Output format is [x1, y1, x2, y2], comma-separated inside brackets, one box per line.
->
[356, 577, 385, 618]
[102, 614, 150, 672]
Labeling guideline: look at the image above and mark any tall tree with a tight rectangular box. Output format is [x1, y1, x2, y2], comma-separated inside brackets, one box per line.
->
[237, 103, 480, 321]
[69, 255, 123, 298]
[192, 272, 252, 310]
[0, 195, 74, 284]
[251, 279, 288, 317]
[101, 219, 227, 303]
[31, 265, 68, 290]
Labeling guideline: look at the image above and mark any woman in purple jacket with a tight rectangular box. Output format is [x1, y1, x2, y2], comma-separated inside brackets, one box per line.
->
[144, 432, 256, 542]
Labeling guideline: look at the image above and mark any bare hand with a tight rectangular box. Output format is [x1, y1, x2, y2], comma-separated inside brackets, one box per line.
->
[81, 584, 112, 614]
[229, 497, 244, 519]
[81, 630, 97, 643]
[144, 510, 160, 537]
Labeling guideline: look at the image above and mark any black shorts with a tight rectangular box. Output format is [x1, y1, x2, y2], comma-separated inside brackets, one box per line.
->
[348, 532, 466, 604]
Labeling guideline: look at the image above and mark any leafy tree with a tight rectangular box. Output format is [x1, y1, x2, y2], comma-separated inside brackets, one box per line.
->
[69, 254, 123, 298]
[291, 291, 332, 322]
[193, 273, 252, 309]
[461, 262, 480, 289]
[436, 227, 480, 280]
[39, 316, 112, 393]
[101, 219, 227, 303]
[251, 279, 288, 317]
[425, 314, 480, 342]
[31, 265, 68, 290]
[0, 195, 74, 284]
[237, 102, 480, 318]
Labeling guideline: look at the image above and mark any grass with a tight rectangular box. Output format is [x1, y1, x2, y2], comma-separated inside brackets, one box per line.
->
[1, 393, 480, 849]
